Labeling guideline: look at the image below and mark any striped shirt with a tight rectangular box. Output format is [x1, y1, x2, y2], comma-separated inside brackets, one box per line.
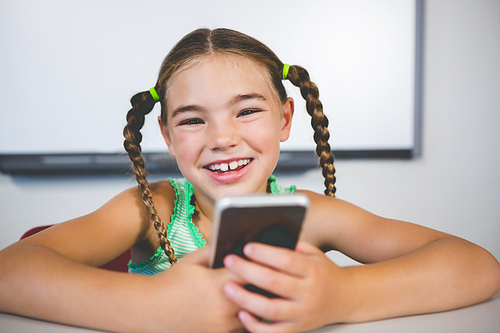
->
[128, 176, 295, 275]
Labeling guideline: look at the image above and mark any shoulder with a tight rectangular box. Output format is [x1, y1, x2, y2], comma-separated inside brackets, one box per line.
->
[294, 189, 384, 252]
[17, 179, 178, 267]
[294, 189, 451, 264]
[294, 188, 363, 217]
[149, 179, 177, 211]
[109, 179, 176, 221]
[122, 179, 180, 261]
[293, 189, 341, 250]
[136, 179, 178, 241]
[96, 179, 178, 247]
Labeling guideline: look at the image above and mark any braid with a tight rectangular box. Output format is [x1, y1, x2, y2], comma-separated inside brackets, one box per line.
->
[123, 90, 178, 264]
[120, 29, 337, 263]
[286, 65, 337, 196]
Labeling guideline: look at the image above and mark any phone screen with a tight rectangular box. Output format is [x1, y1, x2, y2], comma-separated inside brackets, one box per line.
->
[208, 195, 309, 298]
[209, 194, 309, 269]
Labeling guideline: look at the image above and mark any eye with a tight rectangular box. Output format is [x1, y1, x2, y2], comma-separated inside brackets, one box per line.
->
[238, 109, 261, 117]
[178, 118, 204, 126]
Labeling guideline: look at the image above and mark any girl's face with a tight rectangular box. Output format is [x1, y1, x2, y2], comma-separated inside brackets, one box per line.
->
[160, 55, 293, 205]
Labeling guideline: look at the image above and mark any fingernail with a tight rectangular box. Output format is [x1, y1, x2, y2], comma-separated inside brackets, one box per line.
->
[238, 310, 251, 323]
[243, 243, 254, 256]
[224, 283, 236, 297]
[223, 255, 234, 268]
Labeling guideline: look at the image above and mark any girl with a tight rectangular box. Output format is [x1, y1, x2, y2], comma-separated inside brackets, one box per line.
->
[0, 28, 499, 333]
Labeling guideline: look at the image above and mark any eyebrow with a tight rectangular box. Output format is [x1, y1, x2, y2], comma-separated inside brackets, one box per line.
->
[228, 93, 267, 106]
[170, 93, 267, 119]
[170, 104, 205, 119]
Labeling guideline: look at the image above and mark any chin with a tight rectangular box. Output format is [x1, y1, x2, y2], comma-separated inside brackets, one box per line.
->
[212, 183, 266, 201]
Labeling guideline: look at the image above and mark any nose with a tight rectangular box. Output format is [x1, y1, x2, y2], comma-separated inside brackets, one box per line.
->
[207, 119, 240, 151]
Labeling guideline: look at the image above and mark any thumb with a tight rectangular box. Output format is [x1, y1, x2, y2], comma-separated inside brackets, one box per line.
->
[296, 240, 324, 255]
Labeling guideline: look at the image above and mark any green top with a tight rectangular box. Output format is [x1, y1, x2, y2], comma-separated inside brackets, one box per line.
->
[128, 176, 296, 275]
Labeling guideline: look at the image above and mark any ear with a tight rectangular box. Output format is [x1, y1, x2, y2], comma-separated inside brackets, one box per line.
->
[280, 97, 294, 142]
[158, 116, 176, 157]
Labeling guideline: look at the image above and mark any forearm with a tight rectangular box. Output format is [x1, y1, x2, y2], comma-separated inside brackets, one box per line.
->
[341, 237, 500, 323]
[0, 244, 155, 332]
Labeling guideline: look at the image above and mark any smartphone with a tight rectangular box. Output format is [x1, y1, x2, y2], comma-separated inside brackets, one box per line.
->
[208, 194, 309, 269]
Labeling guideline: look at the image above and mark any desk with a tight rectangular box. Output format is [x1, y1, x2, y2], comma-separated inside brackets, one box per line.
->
[1, 292, 499, 333]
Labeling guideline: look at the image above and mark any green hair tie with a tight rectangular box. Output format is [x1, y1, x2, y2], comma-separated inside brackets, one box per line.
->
[282, 64, 290, 80]
[149, 87, 160, 103]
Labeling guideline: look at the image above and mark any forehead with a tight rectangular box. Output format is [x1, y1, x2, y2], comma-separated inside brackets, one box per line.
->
[166, 54, 278, 112]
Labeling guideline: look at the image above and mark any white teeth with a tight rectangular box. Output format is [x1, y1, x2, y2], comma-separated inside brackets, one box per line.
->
[208, 159, 250, 172]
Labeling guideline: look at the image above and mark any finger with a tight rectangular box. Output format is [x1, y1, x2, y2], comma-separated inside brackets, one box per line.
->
[241, 242, 312, 277]
[295, 240, 325, 255]
[238, 310, 299, 333]
[224, 281, 295, 322]
[180, 246, 210, 265]
[184, 247, 250, 284]
[223, 254, 299, 299]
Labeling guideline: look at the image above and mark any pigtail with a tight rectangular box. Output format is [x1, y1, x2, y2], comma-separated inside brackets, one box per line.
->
[286, 65, 337, 197]
[123, 90, 178, 264]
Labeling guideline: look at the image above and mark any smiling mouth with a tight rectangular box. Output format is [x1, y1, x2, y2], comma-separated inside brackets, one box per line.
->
[204, 159, 252, 173]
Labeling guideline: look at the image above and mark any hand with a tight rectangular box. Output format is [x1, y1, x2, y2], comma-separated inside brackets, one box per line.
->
[222, 241, 351, 333]
[148, 246, 246, 333]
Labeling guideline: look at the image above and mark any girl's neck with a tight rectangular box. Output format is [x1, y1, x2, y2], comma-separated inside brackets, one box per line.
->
[191, 188, 215, 221]
[190, 188, 222, 244]
[191, 177, 275, 223]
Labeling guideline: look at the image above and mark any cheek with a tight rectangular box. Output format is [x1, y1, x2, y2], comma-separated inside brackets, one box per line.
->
[244, 122, 282, 152]
[169, 130, 206, 166]
[170, 126, 200, 146]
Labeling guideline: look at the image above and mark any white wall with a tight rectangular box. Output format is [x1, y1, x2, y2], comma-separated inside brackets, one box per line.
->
[1, 0, 499, 263]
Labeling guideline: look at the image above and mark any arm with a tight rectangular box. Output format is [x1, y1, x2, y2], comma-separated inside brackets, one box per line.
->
[0, 184, 151, 330]
[0, 243, 152, 331]
[0, 243, 242, 332]
[0, 181, 244, 332]
[222, 190, 500, 332]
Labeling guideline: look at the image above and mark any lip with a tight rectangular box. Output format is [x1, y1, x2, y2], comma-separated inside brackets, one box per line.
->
[203, 158, 253, 183]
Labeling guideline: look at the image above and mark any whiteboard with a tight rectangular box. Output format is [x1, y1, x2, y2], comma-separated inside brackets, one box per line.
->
[0, 0, 420, 159]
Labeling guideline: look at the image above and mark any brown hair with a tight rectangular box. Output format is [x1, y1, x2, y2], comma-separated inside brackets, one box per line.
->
[123, 28, 336, 264]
